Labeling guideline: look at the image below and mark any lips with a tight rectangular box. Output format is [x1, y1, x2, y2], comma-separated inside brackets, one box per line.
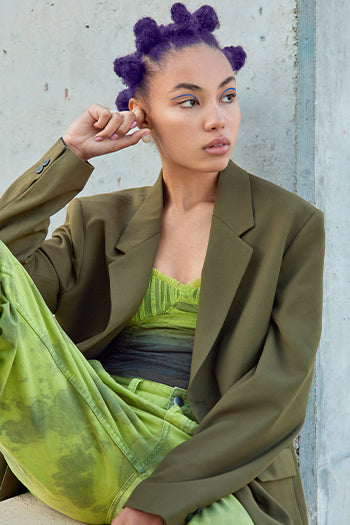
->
[204, 137, 230, 149]
[203, 136, 231, 156]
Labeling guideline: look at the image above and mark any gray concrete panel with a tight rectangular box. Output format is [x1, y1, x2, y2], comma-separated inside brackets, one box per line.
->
[315, 0, 350, 523]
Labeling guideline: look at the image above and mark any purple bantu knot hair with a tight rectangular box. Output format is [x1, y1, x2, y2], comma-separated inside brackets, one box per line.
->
[170, 3, 192, 25]
[167, 3, 213, 50]
[116, 88, 134, 112]
[113, 53, 145, 89]
[134, 17, 162, 54]
[168, 3, 220, 50]
[113, 3, 247, 111]
[222, 45, 247, 71]
[193, 5, 219, 32]
[168, 3, 199, 48]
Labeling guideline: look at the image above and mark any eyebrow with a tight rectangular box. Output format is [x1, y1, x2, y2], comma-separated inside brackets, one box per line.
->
[169, 75, 236, 93]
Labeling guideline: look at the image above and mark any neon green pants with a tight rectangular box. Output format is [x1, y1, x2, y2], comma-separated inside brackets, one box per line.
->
[0, 241, 253, 524]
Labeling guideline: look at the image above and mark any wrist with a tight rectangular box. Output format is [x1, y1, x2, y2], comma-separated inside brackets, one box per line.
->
[61, 135, 88, 162]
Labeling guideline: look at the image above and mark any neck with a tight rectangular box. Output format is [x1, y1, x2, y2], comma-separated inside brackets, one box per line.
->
[161, 163, 219, 212]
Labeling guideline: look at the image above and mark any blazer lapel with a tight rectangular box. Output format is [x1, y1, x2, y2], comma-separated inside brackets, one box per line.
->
[79, 173, 164, 355]
[107, 171, 166, 333]
[190, 161, 254, 385]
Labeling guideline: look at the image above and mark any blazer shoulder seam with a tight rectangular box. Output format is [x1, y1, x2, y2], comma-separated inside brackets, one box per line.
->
[284, 208, 323, 254]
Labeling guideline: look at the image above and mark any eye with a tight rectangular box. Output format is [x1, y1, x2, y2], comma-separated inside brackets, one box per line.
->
[222, 93, 236, 103]
[179, 98, 198, 108]
[220, 88, 237, 103]
[170, 93, 200, 107]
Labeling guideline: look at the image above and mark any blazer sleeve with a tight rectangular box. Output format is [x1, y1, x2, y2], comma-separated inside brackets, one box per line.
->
[125, 208, 325, 525]
[0, 139, 93, 311]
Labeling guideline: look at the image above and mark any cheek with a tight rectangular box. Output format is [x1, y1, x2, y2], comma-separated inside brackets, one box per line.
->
[152, 112, 194, 144]
[228, 105, 241, 131]
[235, 104, 241, 123]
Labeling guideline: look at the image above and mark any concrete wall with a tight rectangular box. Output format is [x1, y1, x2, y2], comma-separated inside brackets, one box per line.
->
[0, 1, 349, 523]
[314, 0, 350, 523]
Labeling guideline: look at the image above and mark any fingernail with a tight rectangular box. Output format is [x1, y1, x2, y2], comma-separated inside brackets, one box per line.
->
[109, 133, 119, 140]
[95, 136, 103, 142]
[130, 121, 137, 129]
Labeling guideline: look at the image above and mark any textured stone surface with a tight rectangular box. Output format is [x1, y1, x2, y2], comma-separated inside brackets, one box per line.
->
[314, 0, 350, 523]
[0, 493, 87, 524]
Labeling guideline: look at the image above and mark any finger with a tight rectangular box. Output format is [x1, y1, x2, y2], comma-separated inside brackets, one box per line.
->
[113, 111, 137, 136]
[132, 106, 147, 127]
[109, 129, 151, 150]
[89, 105, 117, 130]
[96, 111, 135, 140]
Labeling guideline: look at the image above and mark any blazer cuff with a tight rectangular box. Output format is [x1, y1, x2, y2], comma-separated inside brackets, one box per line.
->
[184, 508, 203, 523]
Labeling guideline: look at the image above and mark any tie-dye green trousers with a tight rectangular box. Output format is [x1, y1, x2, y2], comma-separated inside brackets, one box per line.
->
[0, 241, 253, 525]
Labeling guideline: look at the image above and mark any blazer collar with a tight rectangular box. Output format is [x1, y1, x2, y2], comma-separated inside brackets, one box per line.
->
[115, 159, 254, 253]
[212, 159, 254, 235]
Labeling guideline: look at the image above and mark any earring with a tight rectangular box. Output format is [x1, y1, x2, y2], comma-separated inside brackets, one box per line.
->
[141, 133, 152, 143]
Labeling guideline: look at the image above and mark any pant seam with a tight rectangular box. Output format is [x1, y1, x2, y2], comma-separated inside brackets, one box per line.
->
[107, 422, 172, 522]
[10, 298, 137, 468]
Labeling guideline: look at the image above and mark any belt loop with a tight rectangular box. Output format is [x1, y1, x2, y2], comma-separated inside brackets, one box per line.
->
[128, 378, 143, 393]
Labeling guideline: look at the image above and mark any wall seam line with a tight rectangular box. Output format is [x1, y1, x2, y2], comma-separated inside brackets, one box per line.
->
[296, 0, 318, 523]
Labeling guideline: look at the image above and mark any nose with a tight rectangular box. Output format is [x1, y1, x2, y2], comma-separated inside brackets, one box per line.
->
[203, 103, 226, 132]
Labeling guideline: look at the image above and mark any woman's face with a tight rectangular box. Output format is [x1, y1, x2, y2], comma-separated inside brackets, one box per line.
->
[138, 44, 241, 175]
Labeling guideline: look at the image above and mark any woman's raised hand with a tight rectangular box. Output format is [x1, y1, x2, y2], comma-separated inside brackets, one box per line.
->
[62, 104, 151, 162]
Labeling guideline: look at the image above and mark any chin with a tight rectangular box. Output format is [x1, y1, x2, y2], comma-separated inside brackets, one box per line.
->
[204, 156, 231, 172]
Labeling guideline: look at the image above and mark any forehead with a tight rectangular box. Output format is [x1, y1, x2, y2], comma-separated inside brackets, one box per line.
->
[156, 45, 234, 88]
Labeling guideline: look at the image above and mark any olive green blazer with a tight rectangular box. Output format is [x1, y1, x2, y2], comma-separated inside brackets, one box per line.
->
[0, 140, 325, 524]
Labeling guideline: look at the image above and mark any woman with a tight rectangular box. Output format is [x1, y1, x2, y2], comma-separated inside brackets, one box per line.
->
[0, 3, 324, 525]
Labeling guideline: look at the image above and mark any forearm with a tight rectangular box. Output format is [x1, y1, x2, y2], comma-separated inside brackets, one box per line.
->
[0, 102, 150, 261]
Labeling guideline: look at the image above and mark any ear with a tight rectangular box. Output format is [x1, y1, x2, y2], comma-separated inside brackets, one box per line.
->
[128, 97, 151, 129]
